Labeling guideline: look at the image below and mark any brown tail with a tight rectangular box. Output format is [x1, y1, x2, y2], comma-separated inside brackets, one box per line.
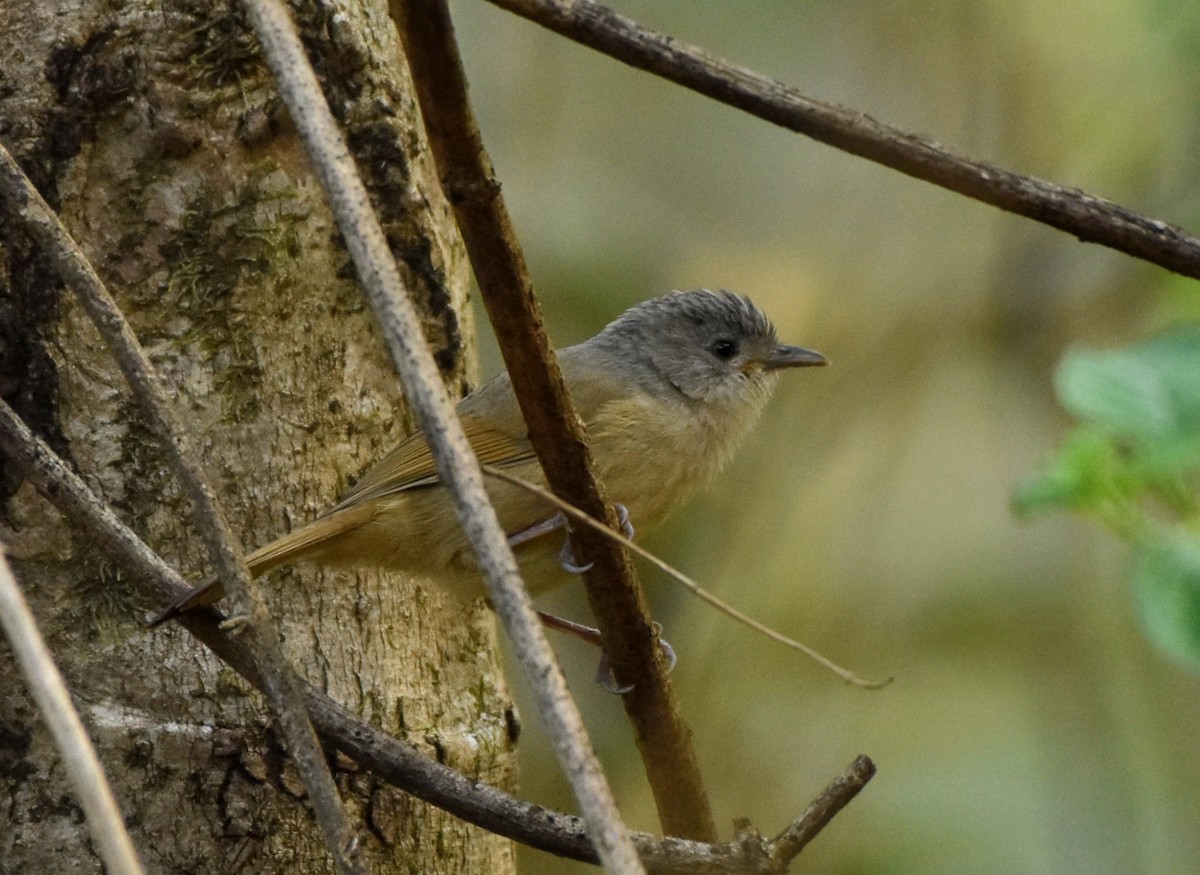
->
[148, 505, 374, 627]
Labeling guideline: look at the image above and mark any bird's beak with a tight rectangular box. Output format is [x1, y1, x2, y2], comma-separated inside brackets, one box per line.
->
[761, 344, 829, 371]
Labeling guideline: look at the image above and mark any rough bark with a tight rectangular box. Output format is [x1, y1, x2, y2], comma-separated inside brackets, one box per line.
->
[0, 1, 518, 872]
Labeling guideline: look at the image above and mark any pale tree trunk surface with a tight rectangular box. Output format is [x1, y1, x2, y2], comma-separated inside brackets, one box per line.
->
[0, 1, 519, 872]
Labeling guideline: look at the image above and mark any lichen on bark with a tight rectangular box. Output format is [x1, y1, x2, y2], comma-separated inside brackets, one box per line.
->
[0, 1, 516, 871]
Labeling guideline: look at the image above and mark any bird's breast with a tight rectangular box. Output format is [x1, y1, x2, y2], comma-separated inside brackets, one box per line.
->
[587, 392, 744, 530]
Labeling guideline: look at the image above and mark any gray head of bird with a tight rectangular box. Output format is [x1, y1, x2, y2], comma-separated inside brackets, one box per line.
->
[594, 289, 828, 409]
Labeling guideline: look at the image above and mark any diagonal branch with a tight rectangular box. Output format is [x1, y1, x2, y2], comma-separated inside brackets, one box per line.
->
[239, 1, 642, 870]
[0, 548, 145, 875]
[0, 141, 363, 875]
[0, 396, 873, 873]
[392, 0, 716, 842]
[485, 0, 1200, 280]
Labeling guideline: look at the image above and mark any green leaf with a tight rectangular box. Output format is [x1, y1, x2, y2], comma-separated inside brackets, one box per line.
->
[1133, 532, 1200, 672]
[1055, 327, 1200, 443]
[1013, 428, 1131, 517]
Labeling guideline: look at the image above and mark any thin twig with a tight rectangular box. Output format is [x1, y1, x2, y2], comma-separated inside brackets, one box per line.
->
[769, 754, 876, 866]
[0, 548, 146, 875]
[480, 466, 890, 689]
[0, 143, 361, 874]
[239, 1, 642, 870]
[485, 0, 1200, 280]
[0, 396, 871, 873]
[391, 0, 716, 842]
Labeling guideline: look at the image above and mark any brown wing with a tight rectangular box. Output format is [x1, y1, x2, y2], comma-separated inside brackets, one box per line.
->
[331, 347, 629, 516]
[331, 417, 535, 512]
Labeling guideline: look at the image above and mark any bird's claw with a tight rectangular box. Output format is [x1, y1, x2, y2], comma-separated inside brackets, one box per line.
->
[657, 635, 678, 673]
[558, 533, 594, 574]
[507, 514, 594, 572]
[558, 503, 634, 574]
[615, 502, 634, 539]
[595, 653, 635, 694]
[593, 632, 677, 695]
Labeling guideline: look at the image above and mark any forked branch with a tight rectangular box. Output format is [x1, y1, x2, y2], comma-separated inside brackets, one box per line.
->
[486, 0, 1200, 279]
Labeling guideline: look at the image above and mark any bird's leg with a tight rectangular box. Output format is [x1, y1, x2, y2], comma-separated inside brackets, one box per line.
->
[506, 512, 566, 548]
[506, 504, 635, 573]
[512, 503, 670, 692]
[505, 512, 594, 572]
[536, 610, 603, 647]
[536, 610, 677, 694]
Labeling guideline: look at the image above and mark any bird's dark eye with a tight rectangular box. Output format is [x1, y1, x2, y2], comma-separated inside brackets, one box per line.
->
[711, 339, 738, 360]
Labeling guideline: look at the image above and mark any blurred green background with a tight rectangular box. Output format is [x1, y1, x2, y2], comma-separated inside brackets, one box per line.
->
[450, 1, 1200, 872]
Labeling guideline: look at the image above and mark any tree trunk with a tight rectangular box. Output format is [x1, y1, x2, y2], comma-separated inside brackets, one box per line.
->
[0, 1, 518, 871]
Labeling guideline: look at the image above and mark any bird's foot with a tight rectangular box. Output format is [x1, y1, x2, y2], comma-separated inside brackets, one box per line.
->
[557, 502, 634, 574]
[537, 611, 676, 694]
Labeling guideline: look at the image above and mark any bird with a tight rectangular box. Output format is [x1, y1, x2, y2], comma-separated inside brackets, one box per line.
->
[151, 289, 827, 627]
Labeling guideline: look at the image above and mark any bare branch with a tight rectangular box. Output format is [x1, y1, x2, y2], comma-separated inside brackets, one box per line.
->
[0, 548, 146, 875]
[391, 0, 716, 841]
[768, 755, 876, 867]
[0, 142, 362, 874]
[0, 396, 873, 872]
[239, 1, 642, 870]
[485, 0, 1200, 280]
